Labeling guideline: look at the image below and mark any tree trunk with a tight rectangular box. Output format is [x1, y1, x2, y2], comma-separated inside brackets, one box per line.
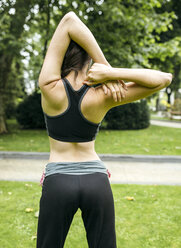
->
[0, 53, 13, 133]
[0, 92, 7, 133]
[156, 96, 160, 111]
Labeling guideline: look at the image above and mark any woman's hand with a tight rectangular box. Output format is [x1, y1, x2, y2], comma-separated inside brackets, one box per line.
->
[85, 63, 113, 84]
[84, 63, 128, 102]
[102, 80, 127, 102]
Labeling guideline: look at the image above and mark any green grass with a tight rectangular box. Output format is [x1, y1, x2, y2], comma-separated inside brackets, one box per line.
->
[96, 126, 181, 155]
[151, 116, 172, 121]
[0, 181, 181, 248]
[151, 115, 181, 122]
[0, 119, 180, 155]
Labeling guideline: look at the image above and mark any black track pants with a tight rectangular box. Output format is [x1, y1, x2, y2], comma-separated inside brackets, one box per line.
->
[36, 172, 117, 248]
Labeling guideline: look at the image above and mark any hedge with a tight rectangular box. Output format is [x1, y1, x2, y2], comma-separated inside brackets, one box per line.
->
[16, 91, 150, 130]
[104, 99, 150, 130]
[16, 91, 45, 129]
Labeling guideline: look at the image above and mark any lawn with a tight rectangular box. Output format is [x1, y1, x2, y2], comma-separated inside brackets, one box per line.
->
[0, 181, 181, 248]
[151, 114, 181, 122]
[0, 119, 180, 155]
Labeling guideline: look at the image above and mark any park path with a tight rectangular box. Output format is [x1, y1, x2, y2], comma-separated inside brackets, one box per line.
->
[150, 119, 181, 128]
[0, 157, 181, 185]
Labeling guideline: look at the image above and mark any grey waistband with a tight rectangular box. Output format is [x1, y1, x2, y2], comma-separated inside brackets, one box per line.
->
[45, 160, 108, 177]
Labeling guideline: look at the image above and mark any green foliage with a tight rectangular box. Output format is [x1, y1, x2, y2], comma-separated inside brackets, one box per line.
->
[14, 0, 180, 91]
[105, 99, 150, 130]
[16, 92, 45, 129]
[153, 0, 181, 93]
[73, 0, 179, 68]
[1, 0, 181, 133]
[4, 57, 27, 118]
[0, 0, 34, 133]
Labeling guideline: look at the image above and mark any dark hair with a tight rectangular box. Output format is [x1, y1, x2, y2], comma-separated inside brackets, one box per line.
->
[61, 40, 91, 78]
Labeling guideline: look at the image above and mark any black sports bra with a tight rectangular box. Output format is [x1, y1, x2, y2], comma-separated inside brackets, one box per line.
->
[43, 78, 101, 142]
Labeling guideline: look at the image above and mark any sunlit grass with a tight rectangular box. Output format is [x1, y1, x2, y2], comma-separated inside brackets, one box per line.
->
[95, 126, 181, 155]
[0, 119, 180, 155]
[0, 181, 181, 247]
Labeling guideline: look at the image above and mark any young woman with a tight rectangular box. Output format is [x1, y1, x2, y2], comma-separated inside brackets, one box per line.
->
[37, 11, 172, 248]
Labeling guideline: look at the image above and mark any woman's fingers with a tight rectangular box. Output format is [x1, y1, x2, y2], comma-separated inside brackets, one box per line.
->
[118, 80, 128, 91]
[83, 78, 127, 101]
[106, 81, 127, 102]
[83, 80, 97, 85]
[117, 82, 125, 99]
[113, 83, 122, 102]
[106, 82, 119, 102]
[102, 84, 108, 94]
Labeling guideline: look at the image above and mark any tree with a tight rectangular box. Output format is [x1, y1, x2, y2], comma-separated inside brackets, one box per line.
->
[0, 0, 33, 133]
[1, 0, 180, 133]
[155, 0, 181, 103]
[27, 0, 179, 88]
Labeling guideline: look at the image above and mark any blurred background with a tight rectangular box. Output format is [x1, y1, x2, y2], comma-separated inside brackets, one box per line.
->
[0, 0, 180, 140]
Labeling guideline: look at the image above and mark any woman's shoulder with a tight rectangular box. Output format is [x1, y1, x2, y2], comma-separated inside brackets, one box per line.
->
[40, 79, 68, 113]
[93, 84, 112, 109]
[92, 84, 126, 112]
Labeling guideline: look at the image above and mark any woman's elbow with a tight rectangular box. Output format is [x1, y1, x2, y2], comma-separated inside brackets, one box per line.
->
[156, 72, 172, 89]
[153, 72, 172, 91]
[163, 73, 173, 87]
[63, 11, 77, 22]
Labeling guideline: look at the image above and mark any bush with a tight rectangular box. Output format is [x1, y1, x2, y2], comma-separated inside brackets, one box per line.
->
[16, 91, 45, 129]
[104, 99, 150, 130]
[15, 91, 150, 130]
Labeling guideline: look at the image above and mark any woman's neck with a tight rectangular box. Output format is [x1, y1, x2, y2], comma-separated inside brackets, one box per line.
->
[66, 65, 88, 87]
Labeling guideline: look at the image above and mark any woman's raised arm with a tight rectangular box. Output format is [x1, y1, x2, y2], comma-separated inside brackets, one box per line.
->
[85, 63, 172, 87]
[84, 63, 172, 107]
[38, 12, 109, 87]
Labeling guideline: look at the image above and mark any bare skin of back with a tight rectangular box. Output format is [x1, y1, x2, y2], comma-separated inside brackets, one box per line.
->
[41, 67, 109, 163]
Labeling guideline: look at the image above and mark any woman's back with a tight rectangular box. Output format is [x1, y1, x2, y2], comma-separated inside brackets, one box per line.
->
[41, 71, 108, 162]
